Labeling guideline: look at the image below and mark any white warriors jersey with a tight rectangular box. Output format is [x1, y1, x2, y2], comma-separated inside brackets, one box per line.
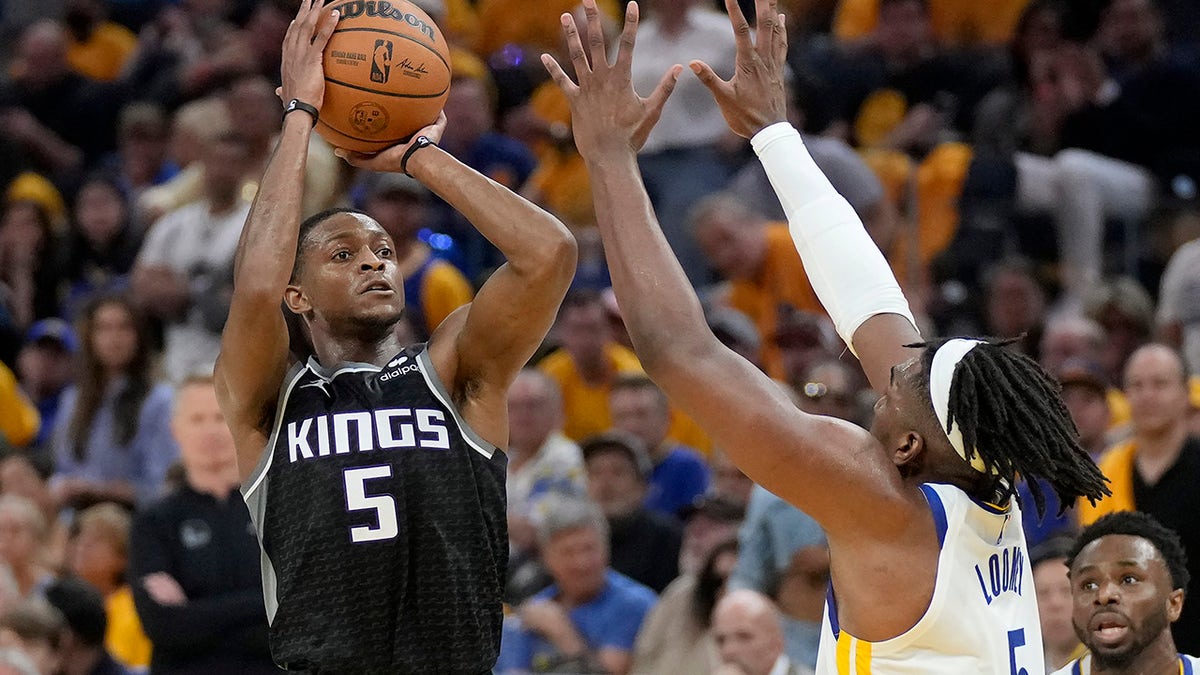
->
[817, 482, 1044, 675]
[1051, 654, 1200, 674]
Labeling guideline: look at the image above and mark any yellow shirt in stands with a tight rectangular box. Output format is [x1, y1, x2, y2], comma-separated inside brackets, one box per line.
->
[1076, 440, 1137, 526]
[474, 0, 618, 55]
[443, 0, 482, 48]
[538, 344, 644, 442]
[537, 345, 711, 453]
[417, 258, 474, 336]
[106, 585, 152, 669]
[0, 362, 39, 449]
[726, 224, 825, 381]
[68, 22, 138, 81]
[833, 0, 1030, 46]
[1107, 387, 1131, 431]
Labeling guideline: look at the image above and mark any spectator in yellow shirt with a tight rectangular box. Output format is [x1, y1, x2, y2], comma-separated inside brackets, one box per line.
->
[834, 0, 1031, 47]
[473, 0, 618, 56]
[690, 195, 825, 381]
[67, 502, 151, 670]
[64, 0, 138, 82]
[0, 362, 39, 449]
[539, 290, 644, 442]
[1077, 344, 1200, 653]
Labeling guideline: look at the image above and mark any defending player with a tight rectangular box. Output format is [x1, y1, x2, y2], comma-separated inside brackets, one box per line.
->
[541, 0, 1108, 672]
[1054, 512, 1199, 675]
[214, 1, 576, 672]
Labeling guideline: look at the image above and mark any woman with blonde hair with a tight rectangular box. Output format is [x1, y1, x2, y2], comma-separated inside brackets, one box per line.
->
[0, 496, 54, 601]
[67, 502, 150, 670]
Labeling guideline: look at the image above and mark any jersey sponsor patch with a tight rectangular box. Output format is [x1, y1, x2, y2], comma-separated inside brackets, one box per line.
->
[380, 354, 420, 382]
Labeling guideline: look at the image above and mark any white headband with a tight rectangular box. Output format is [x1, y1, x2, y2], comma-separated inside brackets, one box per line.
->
[929, 339, 989, 474]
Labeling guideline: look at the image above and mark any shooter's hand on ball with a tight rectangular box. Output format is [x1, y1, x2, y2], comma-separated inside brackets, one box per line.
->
[335, 111, 448, 172]
[281, 0, 339, 113]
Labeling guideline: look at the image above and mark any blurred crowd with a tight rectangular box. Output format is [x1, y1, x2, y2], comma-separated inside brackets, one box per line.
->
[1, 0, 1200, 673]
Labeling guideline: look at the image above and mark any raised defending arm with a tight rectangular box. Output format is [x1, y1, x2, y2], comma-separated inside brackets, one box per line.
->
[691, 0, 920, 392]
[541, 0, 916, 536]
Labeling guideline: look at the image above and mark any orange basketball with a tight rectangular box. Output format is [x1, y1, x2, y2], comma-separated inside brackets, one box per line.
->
[318, 0, 451, 153]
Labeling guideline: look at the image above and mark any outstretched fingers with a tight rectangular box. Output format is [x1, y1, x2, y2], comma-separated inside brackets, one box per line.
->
[615, 1, 640, 72]
[561, 12, 591, 78]
[774, 12, 788, 63]
[582, 0, 609, 72]
[541, 53, 580, 97]
[642, 65, 681, 122]
[689, 59, 731, 98]
[755, 0, 780, 56]
[725, 0, 754, 53]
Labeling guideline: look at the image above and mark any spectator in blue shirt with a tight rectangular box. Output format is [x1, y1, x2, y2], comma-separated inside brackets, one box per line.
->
[14, 319, 77, 452]
[50, 294, 177, 509]
[729, 485, 828, 669]
[609, 374, 709, 519]
[498, 495, 656, 675]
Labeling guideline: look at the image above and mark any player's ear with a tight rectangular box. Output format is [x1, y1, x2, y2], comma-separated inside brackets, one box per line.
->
[892, 431, 925, 469]
[283, 284, 311, 314]
[1167, 588, 1185, 622]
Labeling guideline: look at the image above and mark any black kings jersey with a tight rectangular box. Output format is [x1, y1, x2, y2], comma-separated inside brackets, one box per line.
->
[241, 344, 507, 674]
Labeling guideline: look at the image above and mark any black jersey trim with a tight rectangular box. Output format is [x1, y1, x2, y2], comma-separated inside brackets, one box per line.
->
[415, 349, 498, 460]
[242, 362, 308, 498]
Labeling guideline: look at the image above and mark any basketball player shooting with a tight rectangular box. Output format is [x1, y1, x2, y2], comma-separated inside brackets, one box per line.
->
[542, 0, 1108, 671]
[214, 1, 576, 672]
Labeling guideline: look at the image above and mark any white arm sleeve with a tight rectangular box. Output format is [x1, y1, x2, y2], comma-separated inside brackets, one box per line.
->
[751, 122, 918, 352]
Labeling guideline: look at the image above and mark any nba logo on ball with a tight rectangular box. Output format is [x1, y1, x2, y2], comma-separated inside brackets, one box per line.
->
[370, 40, 392, 84]
[317, 0, 451, 153]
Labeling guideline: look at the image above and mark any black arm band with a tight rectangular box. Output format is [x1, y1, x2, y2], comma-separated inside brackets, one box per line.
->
[283, 99, 319, 127]
[400, 136, 436, 176]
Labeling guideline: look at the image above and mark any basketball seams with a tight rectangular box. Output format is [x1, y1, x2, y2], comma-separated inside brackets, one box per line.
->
[315, 119, 401, 147]
[322, 76, 449, 99]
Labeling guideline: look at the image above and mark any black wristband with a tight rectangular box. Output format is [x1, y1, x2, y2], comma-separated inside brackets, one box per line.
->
[283, 99, 319, 127]
[400, 136, 435, 176]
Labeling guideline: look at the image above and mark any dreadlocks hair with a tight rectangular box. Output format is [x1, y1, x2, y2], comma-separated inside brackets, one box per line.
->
[1067, 511, 1189, 593]
[910, 337, 1110, 518]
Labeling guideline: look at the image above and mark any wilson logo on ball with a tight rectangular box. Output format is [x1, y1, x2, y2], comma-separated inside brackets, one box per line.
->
[371, 40, 393, 83]
[331, 0, 436, 41]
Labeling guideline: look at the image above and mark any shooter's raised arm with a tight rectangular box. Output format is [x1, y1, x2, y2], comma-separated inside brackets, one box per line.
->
[214, 0, 338, 480]
[691, 0, 921, 392]
[337, 128, 578, 450]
